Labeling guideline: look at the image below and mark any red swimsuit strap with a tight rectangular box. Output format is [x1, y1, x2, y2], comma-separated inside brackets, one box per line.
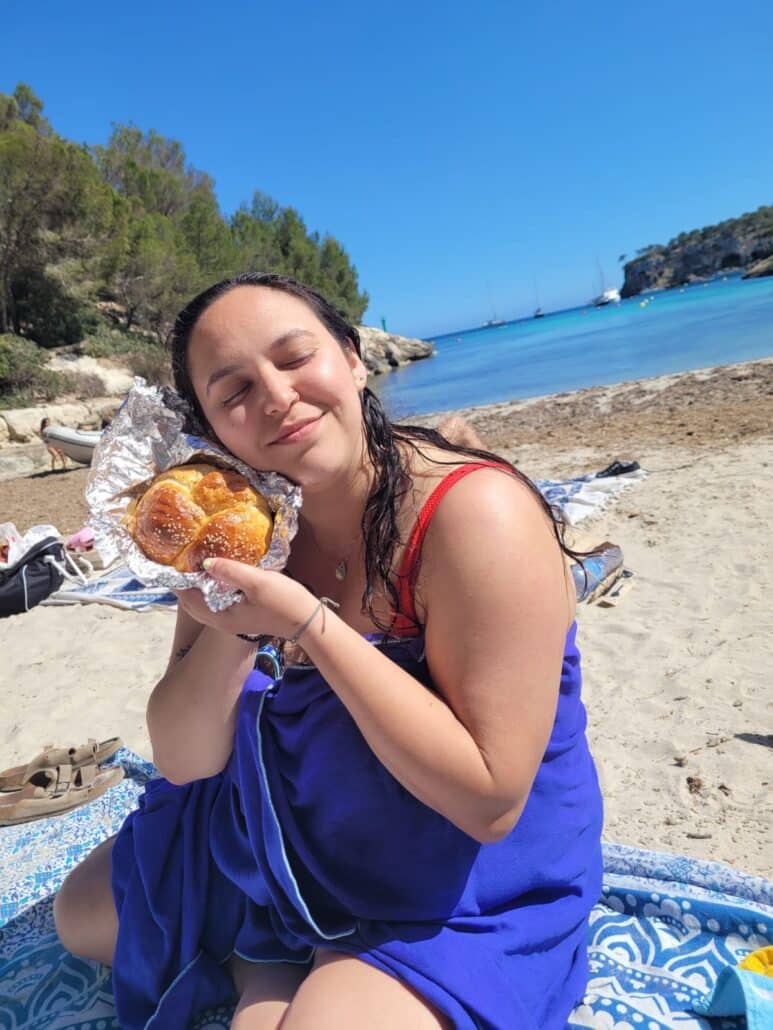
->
[392, 460, 510, 635]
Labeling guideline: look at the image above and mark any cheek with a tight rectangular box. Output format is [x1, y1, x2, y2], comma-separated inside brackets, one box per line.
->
[204, 405, 256, 461]
[315, 367, 363, 432]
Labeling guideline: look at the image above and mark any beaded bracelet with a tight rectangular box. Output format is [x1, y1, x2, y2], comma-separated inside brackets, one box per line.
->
[236, 596, 339, 646]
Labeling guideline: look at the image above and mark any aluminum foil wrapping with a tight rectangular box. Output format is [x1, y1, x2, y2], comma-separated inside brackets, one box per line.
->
[86, 378, 302, 612]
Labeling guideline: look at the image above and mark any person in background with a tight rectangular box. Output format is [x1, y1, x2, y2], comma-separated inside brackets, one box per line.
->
[39, 417, 68, 471]
[436, 413, 485, 451]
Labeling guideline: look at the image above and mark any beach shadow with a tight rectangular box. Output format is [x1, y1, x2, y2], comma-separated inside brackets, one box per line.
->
[735, 732, 773, 749]
[28, 467, 81, 480]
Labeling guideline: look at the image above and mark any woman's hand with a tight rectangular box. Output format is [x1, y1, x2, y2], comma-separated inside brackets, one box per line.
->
[174, 559, 314, 641]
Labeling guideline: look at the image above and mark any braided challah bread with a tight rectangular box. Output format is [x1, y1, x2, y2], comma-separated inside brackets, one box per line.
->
[124, 463, 273, 572]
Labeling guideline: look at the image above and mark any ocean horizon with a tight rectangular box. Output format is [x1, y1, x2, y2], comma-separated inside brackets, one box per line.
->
[373, 274, 773, 419]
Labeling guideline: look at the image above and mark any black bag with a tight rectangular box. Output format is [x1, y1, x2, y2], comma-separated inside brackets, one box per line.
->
[0, 536, 66, 617]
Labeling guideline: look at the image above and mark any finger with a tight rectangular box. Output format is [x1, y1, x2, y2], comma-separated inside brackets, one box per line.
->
[202, 557, 262, 594]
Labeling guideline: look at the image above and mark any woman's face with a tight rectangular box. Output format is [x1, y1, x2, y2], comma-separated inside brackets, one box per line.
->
[186, 286, 368, 491]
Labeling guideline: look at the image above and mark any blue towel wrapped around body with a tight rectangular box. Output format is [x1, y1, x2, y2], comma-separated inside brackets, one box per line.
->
[0, 749, 770, 1028]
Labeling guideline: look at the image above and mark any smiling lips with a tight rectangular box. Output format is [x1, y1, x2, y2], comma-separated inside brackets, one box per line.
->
[270, 415, 322, 445]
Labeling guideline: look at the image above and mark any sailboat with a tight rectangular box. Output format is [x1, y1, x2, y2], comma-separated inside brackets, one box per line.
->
[591, 287, 621, 307]
[482, 282, 506, 327]
[590, 259, 621, 307]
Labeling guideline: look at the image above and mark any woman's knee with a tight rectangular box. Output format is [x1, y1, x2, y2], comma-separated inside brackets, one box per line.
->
[54, 836, 118, 964]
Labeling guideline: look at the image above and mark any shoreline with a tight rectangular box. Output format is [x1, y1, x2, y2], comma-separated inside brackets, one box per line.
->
[0, 356, 771, 877]
[413, 354, 773, 478]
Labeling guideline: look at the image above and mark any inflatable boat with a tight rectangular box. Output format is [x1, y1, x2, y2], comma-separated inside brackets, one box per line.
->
[42, 426, 102, 465]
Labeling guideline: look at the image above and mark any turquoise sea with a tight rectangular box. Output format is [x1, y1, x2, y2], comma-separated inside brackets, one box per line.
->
[373, 274, 773, 418]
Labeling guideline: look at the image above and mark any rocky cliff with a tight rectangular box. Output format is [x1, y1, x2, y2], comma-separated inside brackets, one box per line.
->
[621, 206, 773, 297]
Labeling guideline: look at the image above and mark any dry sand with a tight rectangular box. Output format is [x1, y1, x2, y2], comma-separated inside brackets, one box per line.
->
[1, 358, 771, 878]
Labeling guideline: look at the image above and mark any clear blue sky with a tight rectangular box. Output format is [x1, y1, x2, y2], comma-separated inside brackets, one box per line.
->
[4, 1, 773, 338]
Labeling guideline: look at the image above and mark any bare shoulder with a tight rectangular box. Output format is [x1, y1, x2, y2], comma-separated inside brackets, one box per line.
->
[416, 463, 575, 625]
[400, 449, 551, 556]
[425, 466, 554, 553]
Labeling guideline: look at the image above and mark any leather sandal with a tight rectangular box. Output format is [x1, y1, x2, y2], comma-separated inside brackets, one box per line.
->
[0, 762, 124, 826]
[0, 737, 123, 792]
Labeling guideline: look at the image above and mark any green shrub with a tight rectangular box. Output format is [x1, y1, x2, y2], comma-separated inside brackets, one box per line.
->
[127, 345, 171, 386]
[12, 271, 100, 347]
[0, 334, 75, 407]
[81, 328, 143, 359]
[0, 334, 45, 394]
[36, 368, 77, 401]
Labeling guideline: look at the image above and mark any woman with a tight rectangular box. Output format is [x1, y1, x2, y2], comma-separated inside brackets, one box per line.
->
[54, 273, 603, 1029]
[39, 417, 68, 471]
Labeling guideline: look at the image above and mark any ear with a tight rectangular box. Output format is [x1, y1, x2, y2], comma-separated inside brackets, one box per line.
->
[343, 338, 368, 392]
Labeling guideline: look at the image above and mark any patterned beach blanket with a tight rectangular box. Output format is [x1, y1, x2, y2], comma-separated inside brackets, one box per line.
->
[0, 750, 770, 1029]
[42, 563, 177, 610]
[536, 466, 647, 527]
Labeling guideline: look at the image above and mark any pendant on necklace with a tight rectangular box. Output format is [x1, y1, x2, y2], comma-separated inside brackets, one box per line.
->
[335, 560, 347, 581]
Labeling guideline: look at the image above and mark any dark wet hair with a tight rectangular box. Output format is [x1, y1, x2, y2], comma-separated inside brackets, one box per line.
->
[169, 272, 586, 632]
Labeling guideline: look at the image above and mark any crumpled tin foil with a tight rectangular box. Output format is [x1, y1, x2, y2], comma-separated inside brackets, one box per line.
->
[86, 378, 302, 612]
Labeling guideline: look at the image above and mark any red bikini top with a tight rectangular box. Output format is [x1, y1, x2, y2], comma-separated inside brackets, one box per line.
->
[391, 460, 510, 636]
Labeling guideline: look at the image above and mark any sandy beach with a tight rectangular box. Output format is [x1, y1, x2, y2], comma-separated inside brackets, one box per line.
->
[1, 357, 771, 878]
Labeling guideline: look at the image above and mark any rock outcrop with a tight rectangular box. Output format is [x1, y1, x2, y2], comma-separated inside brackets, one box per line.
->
[46, 353, 135, 396]
[621, 206, 773, 297]
[743, 254, 773, 279]
[357, 326, 434, 375]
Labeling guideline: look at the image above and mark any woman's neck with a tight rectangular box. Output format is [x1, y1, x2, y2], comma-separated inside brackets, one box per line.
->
[296, 461, 373, 560]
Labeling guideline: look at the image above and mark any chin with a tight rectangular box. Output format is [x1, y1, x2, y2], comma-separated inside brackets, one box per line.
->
[242, 445, 335, 490]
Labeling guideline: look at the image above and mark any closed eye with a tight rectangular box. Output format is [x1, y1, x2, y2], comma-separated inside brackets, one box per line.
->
[222, 383, 249, 407]
[279, 352, 313, 370]
[220, 352, 312, 406]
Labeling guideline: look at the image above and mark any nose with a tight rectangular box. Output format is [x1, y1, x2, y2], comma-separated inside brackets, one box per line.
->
[261, 368, 298, 417]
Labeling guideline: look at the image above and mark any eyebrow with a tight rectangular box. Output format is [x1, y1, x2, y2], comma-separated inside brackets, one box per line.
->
[205, 329, 316, 395]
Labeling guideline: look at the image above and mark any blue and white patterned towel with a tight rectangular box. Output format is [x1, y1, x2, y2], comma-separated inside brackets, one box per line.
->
[536, 467, 647, 527]
[42, 563, 177, 610]
[1, 750, 769, 1028]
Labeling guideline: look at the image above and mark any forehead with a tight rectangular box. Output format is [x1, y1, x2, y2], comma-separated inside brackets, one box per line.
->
[188, 286, 330, 368]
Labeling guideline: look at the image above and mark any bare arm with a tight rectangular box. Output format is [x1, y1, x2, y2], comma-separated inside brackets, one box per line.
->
[179, 471, 572, 841]
[298, 470, 572, 843]
[146, 604, 257, 784]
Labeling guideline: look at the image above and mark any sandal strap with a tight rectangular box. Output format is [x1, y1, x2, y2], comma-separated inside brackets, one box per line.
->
[51, 764, 72, 796]
[74, 763, 97, 787]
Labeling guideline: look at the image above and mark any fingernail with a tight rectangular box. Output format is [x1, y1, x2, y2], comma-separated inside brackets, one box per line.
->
[202, 558, 214, 571]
